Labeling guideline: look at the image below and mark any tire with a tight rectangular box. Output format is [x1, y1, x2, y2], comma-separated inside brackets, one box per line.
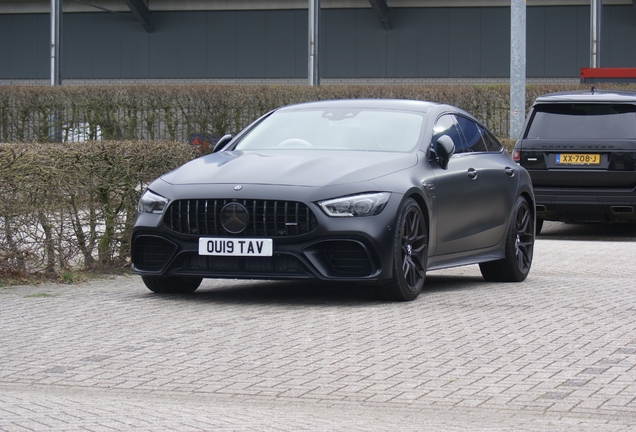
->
[141, 276, 202, 294]
[375, 198, 428, 302]
[479, 196, 534, 282]
[536, 218, 544, 235]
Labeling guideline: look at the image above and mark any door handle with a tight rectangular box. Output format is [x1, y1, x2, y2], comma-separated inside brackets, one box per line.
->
[467, 168, 478, 180]
[505, 167, 516, 177]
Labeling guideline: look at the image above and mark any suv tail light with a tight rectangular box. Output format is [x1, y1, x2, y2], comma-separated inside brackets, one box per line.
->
[512, 149, 521, 162]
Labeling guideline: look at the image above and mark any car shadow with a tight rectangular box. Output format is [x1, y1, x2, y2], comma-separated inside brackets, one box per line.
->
[140, 273, 486, 307]
[539, 221, 636, 241]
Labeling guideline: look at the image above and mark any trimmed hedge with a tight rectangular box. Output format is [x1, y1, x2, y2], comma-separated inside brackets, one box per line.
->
[0, 140, 195, 276]
[3, 83, 635, 144]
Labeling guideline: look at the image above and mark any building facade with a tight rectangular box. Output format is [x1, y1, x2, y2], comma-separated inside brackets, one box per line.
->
[1, 0, 635, 85]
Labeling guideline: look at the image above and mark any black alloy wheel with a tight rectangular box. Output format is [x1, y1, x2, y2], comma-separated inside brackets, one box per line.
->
[479, 196, 534, 282]
[512, 197, 534, 275]
[376, 198, 428, 301]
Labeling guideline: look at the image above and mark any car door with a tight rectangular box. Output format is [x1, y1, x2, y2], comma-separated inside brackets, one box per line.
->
[428, 114, 484, 256]
[455, 116, 519, 248]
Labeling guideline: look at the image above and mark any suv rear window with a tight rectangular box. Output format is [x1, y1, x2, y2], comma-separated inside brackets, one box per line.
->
[525, 103, 636, 139]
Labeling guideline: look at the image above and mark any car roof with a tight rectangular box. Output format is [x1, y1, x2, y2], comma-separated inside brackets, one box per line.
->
[278, 98, 438, 113]
[534, 89, 636, 104]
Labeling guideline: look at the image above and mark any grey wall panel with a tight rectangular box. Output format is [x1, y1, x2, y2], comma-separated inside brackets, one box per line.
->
[265, 10, 298, 78]
[606, 6, 636, 67]
[176, 12, 207, 78]
[323, 9, 357, 78]
[93, 14, 124, 78]
[355, 9, 386, 78]
[120, 14, 150, 78]
[527, 8, 545, 77]
[236, 11, 266, 78]
[1, 6, 635, 81]
[576, 5, 589, 70]
[480, 8, 509, 78]
[0, 16, 10, 77]
[294, 9, 306, 78]
[386, 9, 418, 78]
[449, 8, 481, 78]
[36, 14, 49, 78]
[601, 5, 611, 68]
[65, 12, 149, 79]
[64, 14, 95, 78]
[149, 13, 180, 78]
[9, 14, 43, 78]
[544, 7, 580, 77]
[207, 11, 237, 78]
[417, 8, 450, 77]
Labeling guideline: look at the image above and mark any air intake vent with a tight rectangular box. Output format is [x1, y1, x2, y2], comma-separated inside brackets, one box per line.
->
[323, 241, 373, 275]
[181, 254, 307, 275]
[164, 199, 318, 237]
[133, 236, 176, 271]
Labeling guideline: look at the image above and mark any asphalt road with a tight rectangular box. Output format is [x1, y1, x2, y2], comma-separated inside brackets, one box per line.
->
[1, 221, 636, 431]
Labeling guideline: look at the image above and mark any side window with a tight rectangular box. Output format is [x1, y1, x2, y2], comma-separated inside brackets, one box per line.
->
[456, 116, 488, 153]
[479, 126, 504, 152]
[432, 114, 465, 154]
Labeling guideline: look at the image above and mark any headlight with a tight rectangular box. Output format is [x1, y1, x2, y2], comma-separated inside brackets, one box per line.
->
[138, 190, 169, 214]
[319, 192, 390, 217]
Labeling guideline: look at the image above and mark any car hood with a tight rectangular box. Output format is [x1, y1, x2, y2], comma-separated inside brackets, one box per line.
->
[160, 150, 418, 187]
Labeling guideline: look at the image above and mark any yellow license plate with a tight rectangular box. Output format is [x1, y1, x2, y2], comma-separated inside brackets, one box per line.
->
[556, 153, 601, 165]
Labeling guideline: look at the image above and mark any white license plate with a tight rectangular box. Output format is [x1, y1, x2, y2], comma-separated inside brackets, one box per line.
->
[198, 238, 273, 257]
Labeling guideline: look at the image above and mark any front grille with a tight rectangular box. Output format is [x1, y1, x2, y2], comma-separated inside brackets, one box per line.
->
[133, 236, 176, 271]
[164, 199, 318, 237]
[323, 241, 373, 275]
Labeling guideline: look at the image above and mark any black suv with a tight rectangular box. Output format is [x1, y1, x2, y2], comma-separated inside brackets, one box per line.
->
[513, 89, 636, 233]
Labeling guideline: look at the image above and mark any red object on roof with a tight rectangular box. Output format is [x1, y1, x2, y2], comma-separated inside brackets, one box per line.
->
[580, 68, 636, 78]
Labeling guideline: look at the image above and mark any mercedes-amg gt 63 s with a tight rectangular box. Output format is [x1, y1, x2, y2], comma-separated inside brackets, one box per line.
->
[132, 99, 535, 301]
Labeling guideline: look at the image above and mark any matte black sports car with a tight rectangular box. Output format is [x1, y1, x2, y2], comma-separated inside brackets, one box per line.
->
[132, 99, 535, 301]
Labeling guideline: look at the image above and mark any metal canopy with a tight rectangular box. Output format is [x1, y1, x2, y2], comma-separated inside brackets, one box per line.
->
[368, 0, 391, 31]
[123, 0, 152, 33]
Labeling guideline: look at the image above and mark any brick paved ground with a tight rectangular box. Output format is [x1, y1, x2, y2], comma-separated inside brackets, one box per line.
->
[1, 222, 635, 431]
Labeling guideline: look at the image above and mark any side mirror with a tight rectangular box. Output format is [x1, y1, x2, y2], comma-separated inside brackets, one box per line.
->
[436, 135, 455, 170]
[212, 134, 233, 153]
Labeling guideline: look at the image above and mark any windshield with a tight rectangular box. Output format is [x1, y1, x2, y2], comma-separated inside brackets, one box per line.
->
[234, 108, 425, 152]
[526, 103, 636, 139]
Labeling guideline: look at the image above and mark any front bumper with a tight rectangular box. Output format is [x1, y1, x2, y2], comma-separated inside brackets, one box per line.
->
[131, 199, 401, 282]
